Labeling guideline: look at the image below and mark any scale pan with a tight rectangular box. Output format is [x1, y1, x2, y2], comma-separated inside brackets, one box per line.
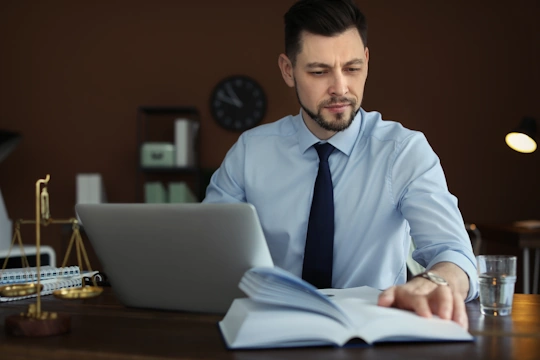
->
[53, 286, 103, 300]
[0, 283, 43, 297]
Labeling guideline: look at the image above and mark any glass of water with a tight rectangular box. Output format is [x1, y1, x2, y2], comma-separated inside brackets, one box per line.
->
[476, 255, 517, 316]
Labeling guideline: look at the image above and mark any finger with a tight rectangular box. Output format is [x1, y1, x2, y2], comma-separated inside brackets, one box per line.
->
[407, 293, 433, 319]
[384, 287, 433, 319]
[377, 286, 396, 307]
[428, 286, 453, 320]
[452, 291, 468, 330]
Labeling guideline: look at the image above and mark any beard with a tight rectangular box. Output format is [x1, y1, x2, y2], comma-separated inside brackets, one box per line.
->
[295, 84, 360, 132]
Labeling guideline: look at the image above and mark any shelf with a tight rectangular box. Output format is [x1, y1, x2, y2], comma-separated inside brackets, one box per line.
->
[135, 106, 202, 203]
[139, 166, 200, 174]
[138, 106, 199, 116]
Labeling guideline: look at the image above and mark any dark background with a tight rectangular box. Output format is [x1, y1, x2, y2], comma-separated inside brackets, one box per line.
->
[0, 0, 538, 259]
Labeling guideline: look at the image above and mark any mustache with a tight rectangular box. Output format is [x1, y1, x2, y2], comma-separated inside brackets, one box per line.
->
[320, 97, 355, 107]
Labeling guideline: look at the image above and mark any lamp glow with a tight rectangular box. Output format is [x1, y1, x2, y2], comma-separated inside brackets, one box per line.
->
[505, 117, 537, 154]
[505, 132, 537, 153]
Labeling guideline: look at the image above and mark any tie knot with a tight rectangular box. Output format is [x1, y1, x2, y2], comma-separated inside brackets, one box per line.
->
[314, 143, 335, 162]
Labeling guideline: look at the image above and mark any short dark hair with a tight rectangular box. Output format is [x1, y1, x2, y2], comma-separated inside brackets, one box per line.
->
[284, 0, 368, 65]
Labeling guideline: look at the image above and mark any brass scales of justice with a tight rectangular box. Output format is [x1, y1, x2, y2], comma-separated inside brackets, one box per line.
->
[0, 174, 103, 336]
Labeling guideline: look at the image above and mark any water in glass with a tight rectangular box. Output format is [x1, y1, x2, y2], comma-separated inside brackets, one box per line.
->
[478, 274, 516, 316]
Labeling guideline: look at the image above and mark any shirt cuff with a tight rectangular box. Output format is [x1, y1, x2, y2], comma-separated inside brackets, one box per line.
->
[426, 251, 479, 302]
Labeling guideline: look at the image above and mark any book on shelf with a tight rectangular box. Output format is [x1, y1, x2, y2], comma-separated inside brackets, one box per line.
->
[174, 118, 199, 167]
[76, 173, 107, 225]
[169, 182, 198, 203]
[76, 173, 107, 205]
[144, 181, 168, 203]
[219, 267, 474, 349]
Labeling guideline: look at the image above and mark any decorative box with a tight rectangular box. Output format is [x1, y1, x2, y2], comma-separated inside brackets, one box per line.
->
[141, 142, 175, 167]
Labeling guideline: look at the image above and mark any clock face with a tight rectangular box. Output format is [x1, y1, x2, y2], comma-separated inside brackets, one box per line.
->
[210, 75, 267, 132]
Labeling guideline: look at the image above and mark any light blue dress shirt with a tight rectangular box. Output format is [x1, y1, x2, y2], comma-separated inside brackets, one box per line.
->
[203, 109, 479, 301]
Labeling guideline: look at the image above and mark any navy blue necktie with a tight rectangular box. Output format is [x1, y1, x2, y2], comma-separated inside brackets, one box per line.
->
[302, 143, 335, 289]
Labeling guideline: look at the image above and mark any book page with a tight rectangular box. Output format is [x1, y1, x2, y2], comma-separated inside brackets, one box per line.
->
[220, 298, 352, 349]
[335, 298, 473, 344]
[319, 286, 381, 304]
[240, 267, 352, 327]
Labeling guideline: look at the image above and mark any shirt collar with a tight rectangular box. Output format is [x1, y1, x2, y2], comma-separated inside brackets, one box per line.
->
[295, 108, 363, 156]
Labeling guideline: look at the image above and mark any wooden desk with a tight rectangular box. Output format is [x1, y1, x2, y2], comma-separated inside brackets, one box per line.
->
[1, 289, 540, 359]
[477, 223, 540, 294]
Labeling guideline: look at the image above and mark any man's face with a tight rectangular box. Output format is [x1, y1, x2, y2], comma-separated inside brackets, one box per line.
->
[280, 28, 369, 138]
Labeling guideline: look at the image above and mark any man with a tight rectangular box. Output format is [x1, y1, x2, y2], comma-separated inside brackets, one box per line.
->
[203, 0, 477, 329]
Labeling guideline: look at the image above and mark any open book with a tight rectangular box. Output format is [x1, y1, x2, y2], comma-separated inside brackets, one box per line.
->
[219, 267, 474, 349]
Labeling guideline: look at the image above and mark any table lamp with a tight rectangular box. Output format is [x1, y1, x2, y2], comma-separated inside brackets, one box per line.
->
[0, 129, 21, 163]
[0, 129, 21, 250]
[505, 117, 537, 153]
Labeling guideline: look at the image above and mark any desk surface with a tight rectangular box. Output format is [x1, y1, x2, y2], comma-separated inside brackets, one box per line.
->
[1, 289, 540, 360]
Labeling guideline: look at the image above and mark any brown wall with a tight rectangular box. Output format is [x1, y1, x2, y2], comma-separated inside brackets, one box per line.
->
[0, 0, 539, 256]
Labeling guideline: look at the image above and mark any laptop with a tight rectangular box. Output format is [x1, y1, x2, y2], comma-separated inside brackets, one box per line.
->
[75, 203, 274, 314]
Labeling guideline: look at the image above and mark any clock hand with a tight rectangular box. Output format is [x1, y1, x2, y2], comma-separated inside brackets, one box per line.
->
[217, 91, 240, 107]
[225, 83, 243, 108]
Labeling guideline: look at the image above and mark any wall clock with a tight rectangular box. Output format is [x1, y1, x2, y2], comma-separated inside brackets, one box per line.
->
[210, 75, 267, 132]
